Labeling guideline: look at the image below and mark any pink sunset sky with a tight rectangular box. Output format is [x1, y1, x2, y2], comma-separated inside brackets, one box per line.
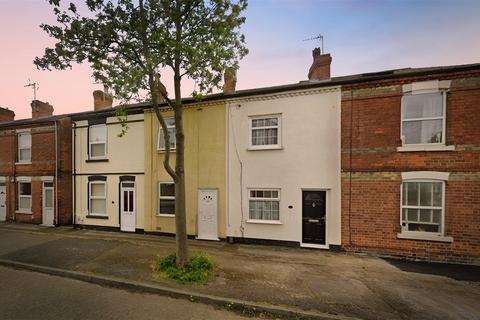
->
[1, 0, 479, 120]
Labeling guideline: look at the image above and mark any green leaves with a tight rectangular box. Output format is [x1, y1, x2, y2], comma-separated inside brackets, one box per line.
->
[35, 0, 248, 103]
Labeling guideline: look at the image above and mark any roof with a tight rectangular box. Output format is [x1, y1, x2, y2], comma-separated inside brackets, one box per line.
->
[0, 114, 67, 129]
[3, 62, 480, 124]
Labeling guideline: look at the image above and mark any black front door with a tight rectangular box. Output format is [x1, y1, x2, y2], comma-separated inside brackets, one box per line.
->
[302, 191, 326, 244]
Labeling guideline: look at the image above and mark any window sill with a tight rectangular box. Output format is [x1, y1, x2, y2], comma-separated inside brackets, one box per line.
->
[157, 214, 175, 218]
[15, 162, 31, 165]
[15, 210, 32, 214]
[157, 149, 177, 153]
[397, 145, 455, 152]
[86, 159, 109, 163]
[397, 232, 453, 243]
[246, 219, 282, 225]
[86, 214, 109, 219]
[247, 146, 283, 151]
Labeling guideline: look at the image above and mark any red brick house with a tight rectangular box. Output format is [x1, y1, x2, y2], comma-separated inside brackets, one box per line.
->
[0, 101, 72, 226]
[341, 63, 480, 264]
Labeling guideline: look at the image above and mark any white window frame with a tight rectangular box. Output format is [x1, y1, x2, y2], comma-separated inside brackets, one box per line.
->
[89, 124, 107, 159]
[400, 91, 446, 145]
[247, 188, 282, 224]
[17, 131, 32, 163]
[157, 118, 176, 152]
[17, 182, 32, 213]
[248, 114, 282, 150]
[89, 181, 107, 216]
[398, 172, 453, 242]
[158, 182, 175, 217]
[398, 80, 454, 152]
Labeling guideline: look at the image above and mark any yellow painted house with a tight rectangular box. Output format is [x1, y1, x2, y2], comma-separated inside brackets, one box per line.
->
[143, 100, 227, 240]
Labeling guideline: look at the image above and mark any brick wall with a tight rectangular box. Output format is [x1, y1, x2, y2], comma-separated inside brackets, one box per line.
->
[0, 117, 72, 225]
[341, 69, 480, 264]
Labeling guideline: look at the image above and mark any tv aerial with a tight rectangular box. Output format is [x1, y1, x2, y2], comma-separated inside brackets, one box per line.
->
[303, 34, 324, 53]
[24, 79, 39, 100]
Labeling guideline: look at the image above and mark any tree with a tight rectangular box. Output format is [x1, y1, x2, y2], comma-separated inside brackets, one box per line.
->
[35, 0, 248, 266]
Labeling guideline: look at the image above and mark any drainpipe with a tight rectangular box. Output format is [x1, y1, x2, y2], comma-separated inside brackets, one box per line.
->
[72, 121, 76, 227]
[12, 129, 16, 222]
[348, 90, 353, 246]
[55, 120, 59, 226]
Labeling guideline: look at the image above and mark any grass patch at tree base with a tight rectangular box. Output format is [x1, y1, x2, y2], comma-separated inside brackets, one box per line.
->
[152, 253, 214, 285]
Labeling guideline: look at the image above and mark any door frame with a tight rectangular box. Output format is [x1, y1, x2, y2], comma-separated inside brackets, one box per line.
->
[120, 181, 136, 232]
[42, 181, 55, 226]
[197, 188, 220, 241]
[0, 177, 6, 222]
[300, 188, 329, 249]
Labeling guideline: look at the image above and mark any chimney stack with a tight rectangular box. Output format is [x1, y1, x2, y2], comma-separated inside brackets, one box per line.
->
[31, 100, 54, 119]
[93, 89, 113, 110]
[0, 107, 15, 122]
[223, 68, 237, 94]
[308, 48, 332, 81]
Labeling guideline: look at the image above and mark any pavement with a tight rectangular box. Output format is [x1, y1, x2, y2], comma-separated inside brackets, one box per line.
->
[0, 222, 479, 320]
[0, 266, 257, 320]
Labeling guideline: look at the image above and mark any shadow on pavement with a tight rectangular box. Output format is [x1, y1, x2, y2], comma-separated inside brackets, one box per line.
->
[383, 258, 480, 282]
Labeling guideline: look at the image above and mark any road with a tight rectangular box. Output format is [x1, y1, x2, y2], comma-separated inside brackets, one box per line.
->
[0, 266, 258, 320]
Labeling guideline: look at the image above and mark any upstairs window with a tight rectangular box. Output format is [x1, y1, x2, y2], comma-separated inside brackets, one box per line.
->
[158, 182, 175, 215]
[157, 118, 176, 151]
[249, 115, 281, 149]
[18, 131, 31, 163]
[248, 189, 280, 221]
[401, 92, 446, 145]
[89, 124, 107, 159]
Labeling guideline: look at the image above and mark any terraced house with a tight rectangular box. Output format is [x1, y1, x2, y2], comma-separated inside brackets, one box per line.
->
[72, 90, 146, 232]
[143, 93, 227, 240]
[226, 50, 342, 248]
[0, 101, 72, 226]
[340, 63, 480, 264]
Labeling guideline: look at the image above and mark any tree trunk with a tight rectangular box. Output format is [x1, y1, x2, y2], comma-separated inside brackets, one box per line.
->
[173, 64, 188, 267]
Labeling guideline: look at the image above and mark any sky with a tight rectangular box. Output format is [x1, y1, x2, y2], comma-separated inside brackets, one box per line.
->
[0, 0, 479, 120]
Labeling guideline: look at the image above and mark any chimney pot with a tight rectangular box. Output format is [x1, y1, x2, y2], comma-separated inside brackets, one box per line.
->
[308, 47, 332, 81]
[31, 100, 54, 119]
[0, 107, 15, 122]
[93, 90, 113, 110]
[224, 68, 237, 94]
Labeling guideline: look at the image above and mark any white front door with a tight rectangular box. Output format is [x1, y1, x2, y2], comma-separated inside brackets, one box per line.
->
[42, 182, 54, 226]
[197, 189, 219, 241]
[0, 184, 6, 222]
[120, 182, 136, 232]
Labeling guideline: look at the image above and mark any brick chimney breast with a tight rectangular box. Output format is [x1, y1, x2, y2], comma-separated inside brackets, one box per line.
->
[31, 100, 54, 119]
[93, 90, 113, 110]
[0, 107, 15, 122]
[308, 47, 332, 81]
[224, 68, 237, 94]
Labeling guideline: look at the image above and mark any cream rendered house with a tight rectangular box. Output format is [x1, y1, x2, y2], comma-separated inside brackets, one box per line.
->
[72, 91, 146, 232]
[143, 98, 227, 240]
[226, 49, 342, 248]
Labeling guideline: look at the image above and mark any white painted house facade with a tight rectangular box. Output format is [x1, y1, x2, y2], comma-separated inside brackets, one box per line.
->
[226, 85, 342, 248]
[72, 94, 146, 233]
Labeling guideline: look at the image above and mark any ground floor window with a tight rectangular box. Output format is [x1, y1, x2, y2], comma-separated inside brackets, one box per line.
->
[89, 181, 107, 216]
[401, 181, 444, 234]
[248, 189, 280, 221]
[159, 182, 175, 216]
[18, 182, 32, 212]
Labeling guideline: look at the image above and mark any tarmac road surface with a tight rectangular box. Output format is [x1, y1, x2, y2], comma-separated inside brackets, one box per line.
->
[0, 266, 261, 320]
